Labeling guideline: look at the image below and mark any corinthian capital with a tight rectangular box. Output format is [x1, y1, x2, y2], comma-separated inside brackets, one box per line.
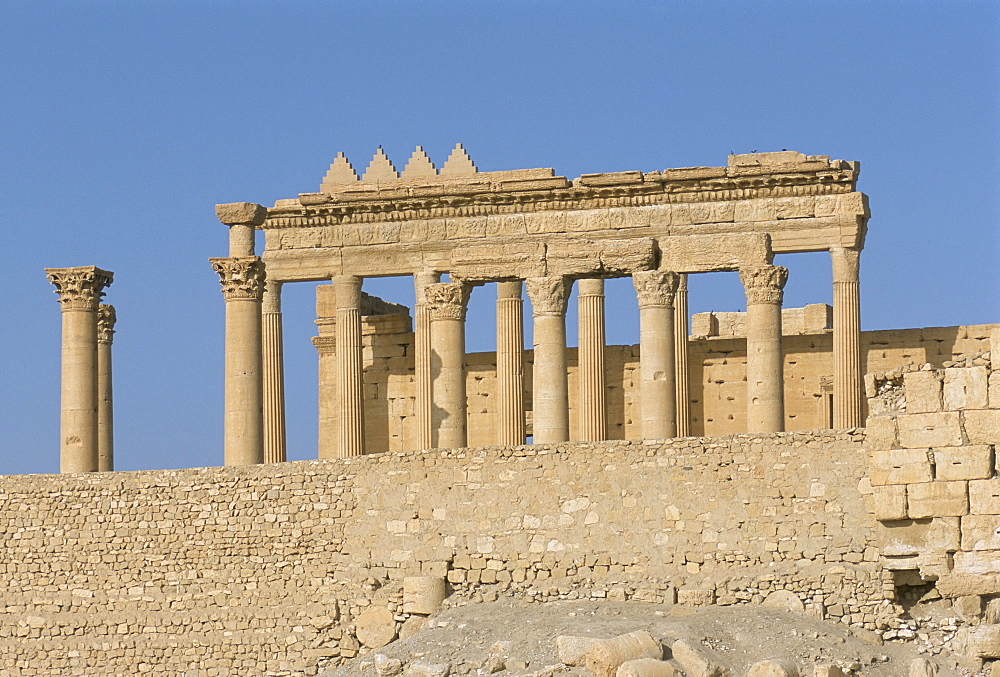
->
[740, 265, 788, 305]
[45, 266, 114, 312]
[632, 270, 681, 309]
[97, 304, 117, 344]
[525, 277, 570, 317]
[210, 256, 266, 301]
[426, 282, 470, 321]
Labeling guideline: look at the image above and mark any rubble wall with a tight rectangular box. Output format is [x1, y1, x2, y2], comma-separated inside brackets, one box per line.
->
[0, 431, 890, 676]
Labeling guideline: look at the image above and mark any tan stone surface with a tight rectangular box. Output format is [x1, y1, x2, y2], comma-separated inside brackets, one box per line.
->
[907, 481, 968, 519]
[872, 485, 908, 521]
[869, 449, 932, 485]
[403, 577, 446, 616]
[964, 409, 1000, 445]
[876, 517, 960, 556]
[355, 606, 397, 649]
[943, 367, 989, 410]
[934, 446, 993, 481]
[897, 412, 963, 449]
[903, 371, 943, 414]
[960, 515, 1000, 551]
[969, 479, 1000, 515]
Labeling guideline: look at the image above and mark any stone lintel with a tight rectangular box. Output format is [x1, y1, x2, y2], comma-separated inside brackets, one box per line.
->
[659, 233, 772, 273]
[215, 202, 268, 227]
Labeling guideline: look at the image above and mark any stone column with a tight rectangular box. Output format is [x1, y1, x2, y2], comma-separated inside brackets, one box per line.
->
[427, 281, 470, 449]
[210, 256, 266, 465]
[526, 276, 570, 443]
[215, 202, 267, 258]
[831, 247, 863, 428]
[633, 270, 680, 439]
[740, 265, 789, 433]
[496, 280, 525, 445]
[577, 278, 607, 441]
[413, 272, 441, 449]
[96, 304, 116, 472]
[46, 266, 113, 473]
[335, 275, 365, 457]
[262, 280, 286, 463]
[673, 274, 691, 437]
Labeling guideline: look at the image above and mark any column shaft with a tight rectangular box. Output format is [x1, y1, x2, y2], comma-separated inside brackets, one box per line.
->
[633, 270, 680, 439]
[831, 247, 863, 428]
[526, 277, 570, 443]
[427, 282, 469, 449]
[673, 274, 691, 437]
[577, 278, 607, 441]
[741, 266, 789, 433]
[262, 280, 286, 463]
[97, 304, 116, 472]
[335, 275, 365, 457]
[414, 272, 441, 449]
[496, 280, 525, 445]
[46, 266, 113, 474]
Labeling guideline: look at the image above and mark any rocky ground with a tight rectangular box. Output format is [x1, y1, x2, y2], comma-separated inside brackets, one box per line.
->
[321, 598, 991, 677]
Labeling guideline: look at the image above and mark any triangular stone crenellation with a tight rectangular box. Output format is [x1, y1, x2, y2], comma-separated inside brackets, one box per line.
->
[440, 143, 478, 176]
[362, 147, 400, 182]
[320, 152, 359, 192]
[400, 146, 438, 180]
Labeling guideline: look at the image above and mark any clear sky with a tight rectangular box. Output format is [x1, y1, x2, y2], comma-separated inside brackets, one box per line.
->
[1, 1, 997, 475]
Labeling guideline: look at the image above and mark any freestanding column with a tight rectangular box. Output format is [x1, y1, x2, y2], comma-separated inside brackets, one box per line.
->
[427, 281, 470, 449]
[262, 279, 286, 463]
[414, 272, 441, 449]
[496, 280, 525, 445]
[46, 266, 113, 473]
[526, 276, 570, 443]
[673, 274, 691, 437]
[96, 304, 116, 471]
[577, 278, 607, 441]
[335, 275, 365, 457]
[633, 270, 680, 439]
[831, 247, 863, 428]
[210, 256, 266, 465]
[740, 265, 789, 433]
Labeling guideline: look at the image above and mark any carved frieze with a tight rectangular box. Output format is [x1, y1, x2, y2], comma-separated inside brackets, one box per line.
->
[526, 277, 570, 317]
[210, 256, 266, 301]
[425, 282, 470, 321]
[97, 304, 117, 344]
[740, 265, 789, 305]
[45, 266, 114, 312]
[632, 270, 681, 309]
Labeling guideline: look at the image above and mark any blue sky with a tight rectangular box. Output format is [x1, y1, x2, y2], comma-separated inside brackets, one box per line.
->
[1, 1, 997, 475]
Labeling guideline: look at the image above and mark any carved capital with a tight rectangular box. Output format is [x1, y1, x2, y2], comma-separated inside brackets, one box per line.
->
[210, 256, 266, 301]
[97, 304, 117, 344]
[215, 202, 267, 226]
[632, 270, 680, 309]
[740, 265, 788, 305]
[426, 282, 470, 321]
[413, 271, 442, 305]
[830, 247, 861, 283]
[45, 266, 114, 312]
[526, 276, 570, 317]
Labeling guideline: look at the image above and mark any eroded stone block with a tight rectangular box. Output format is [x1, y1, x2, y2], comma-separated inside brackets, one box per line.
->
[954, 551, 1000, 576]
[964, 409, 1000, 446]
[962, 515, 1000, 551]
[869, 449, 932, 485]
[904, 371, 943, 413]
[944, 367, 989, 410]
[864, 416, 898, 451]
[872, 485, 908, 521]
[934, 446, 994, 481]
[898, 412, 963, 448]
[907, 481, 968, 518]
[876, 517, 959, 556]
[970, 479, 1000, 515]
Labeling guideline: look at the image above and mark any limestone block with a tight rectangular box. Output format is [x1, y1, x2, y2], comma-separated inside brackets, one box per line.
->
[944, 367, 989, 410]
[869, 449, 932, 485]
[954, 551, 1000, 576]
[937, 574, 1000, 598]
[676, 588, 715, 607]
[961, 515, 1000, 550]
[966, 625, 1000, 658]
[865, 416, 898, 451]
[546, 238, 656, 277]
[658, 233, 771, 274]
[989, 371, 1000, 408]
[669, 639, 725, 677]
[403, 576, 446, 615]
[908, 658, 938, 677]
[616, 658, 683, 677]
[872, 485, 908, 520]
[876, 517, 959, 556]
[355, 606, 397, 649]
[988, 597, 1000, 624]
[964, 409, 1000, 446]
[404, 661, 451, 677]
[747, 660, 799, 677]
[903, 371, 942, 413]
[970, 480, 1000, 514]
[954, 595, 984, 622]
[897, 412, 963, 449]
[216, 202, 267, 225]
[583, 631, 663, 677]
[907, 481, 968, 519]
[813, 666, 844, 677]
[761, 590, 805, 613]
[557, 636, 601, 666]
[935, 446, 994, 481]
[374, 654, 405, 677]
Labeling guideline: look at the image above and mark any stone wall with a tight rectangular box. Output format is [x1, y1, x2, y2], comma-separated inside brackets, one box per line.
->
[344, 316, 997, 452]
[0, 431, 889, 676]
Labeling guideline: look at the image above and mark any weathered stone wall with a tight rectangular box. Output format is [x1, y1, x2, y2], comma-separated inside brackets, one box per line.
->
[347, 318, 997, 451]
[0, 431, 889, 676]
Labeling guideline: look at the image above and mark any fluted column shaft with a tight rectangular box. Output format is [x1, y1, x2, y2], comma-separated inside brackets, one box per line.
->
[831, 247, 863, 428]
[673, 274, 691, 437]
[97, 304, 116, 471]
[262, 280, 286, 463]
[577, 278, 607, 441]
[210, 256, 266, 466]
[427, 281, 470, 449]
[633, 270, 680, 439]
[740, 265, 789, 433]
[526, 277, 570, 443]
[496, 281, 526, 445]
[46, 266, 113, 473]
[414, 272, 441, 449]
[335, 275, 365, 457]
